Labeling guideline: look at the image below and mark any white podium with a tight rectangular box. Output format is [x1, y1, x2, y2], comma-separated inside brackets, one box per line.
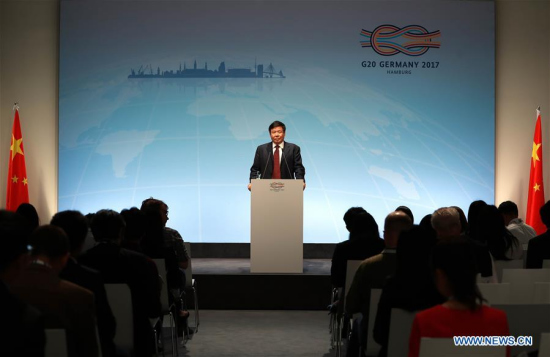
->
[250, 179, 304, 273]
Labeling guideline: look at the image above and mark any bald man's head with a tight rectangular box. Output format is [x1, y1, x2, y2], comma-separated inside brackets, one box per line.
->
[384, 211, 413, 248]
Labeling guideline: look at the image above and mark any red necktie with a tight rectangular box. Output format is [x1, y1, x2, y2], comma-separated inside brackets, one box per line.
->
[272, 145, 281, 179]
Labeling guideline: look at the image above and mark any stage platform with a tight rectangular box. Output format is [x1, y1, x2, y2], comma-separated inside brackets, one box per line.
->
[189, 244, 335, 310]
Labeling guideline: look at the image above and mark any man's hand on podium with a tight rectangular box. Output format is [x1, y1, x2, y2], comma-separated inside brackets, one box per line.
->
[247, 183, 252, 191]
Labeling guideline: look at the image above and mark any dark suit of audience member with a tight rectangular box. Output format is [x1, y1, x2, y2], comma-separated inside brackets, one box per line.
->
[0, 210, 45, 357]
[527, 200, 550, 268]
[331, 211, 384, 288]
[12, 225, 99, 357]
[373, 226, 444, 357]
[52, 210, 117, 357]
[79, 209, 161, 357]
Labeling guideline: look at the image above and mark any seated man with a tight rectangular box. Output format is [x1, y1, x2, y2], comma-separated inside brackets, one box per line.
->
[527, 200, 550, 268]
[345, 211, 412, 356]
[12, 225, 99, 357]
[0, 210, 45, 357]
[79, 209, 161, 357]
[52, 210, 117, 357]
[498, 200, 537, 247]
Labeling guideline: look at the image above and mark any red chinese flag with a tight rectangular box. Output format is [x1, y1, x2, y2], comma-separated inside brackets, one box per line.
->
[526, 108, 546, 235]
[6, 109, 29, 211]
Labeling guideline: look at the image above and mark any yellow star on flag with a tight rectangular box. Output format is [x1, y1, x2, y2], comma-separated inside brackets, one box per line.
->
[23, 178, 28, 186]
[10, 134, 24, 160]
[532, 142, 541, 167]
[11, 175, 18, 183]
[534, 183, 541, 192]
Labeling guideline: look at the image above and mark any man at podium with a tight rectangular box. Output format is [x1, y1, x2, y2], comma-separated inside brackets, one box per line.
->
[248, 121, 306, 190]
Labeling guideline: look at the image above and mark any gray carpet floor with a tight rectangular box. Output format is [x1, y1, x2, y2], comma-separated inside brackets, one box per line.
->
[163, 310, 335, 357]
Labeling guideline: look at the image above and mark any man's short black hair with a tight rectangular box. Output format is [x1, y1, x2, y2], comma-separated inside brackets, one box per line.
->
[343, 207, 367, 229]
[51, 210, 89, 253]
[498, 201, 519, 216]
[541, 200, 550, 228]
[91, 209, 125, 243]
[268, 121, 286, 133]
[30, 225, 70, 259]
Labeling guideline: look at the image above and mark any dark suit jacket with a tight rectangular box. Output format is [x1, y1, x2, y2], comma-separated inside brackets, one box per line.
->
[11, 264, 99, 357]
[249, 141, 305, 181]
[0, 281, 45, 357]
[526, 230, 550, 268]
[60, 258, 116, 357]
[330, 237, 385, 287]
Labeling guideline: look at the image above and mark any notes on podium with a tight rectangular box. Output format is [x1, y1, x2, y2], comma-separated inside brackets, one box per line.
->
[250, 179, 304, 273]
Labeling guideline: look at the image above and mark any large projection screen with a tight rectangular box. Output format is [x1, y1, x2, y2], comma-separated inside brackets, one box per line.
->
[59, 0, 495, 243]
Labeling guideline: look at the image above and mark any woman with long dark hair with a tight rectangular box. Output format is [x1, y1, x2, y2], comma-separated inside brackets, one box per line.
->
[408, 237, 510, 357]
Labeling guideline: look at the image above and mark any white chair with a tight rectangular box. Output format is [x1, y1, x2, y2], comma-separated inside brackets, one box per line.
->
[501, 268, 550, 303]
[533, 282, 550, 303]
[494, 259, 523, 283]
[492, 304, 550, 356]
[543, 260, 550, 268]
[332, 260, 362, 357]
[418, 338, 505, 357]
[45, 329, 68, 357]
[183, 242, 199, 337]
[477, 283, 511, 305]
[539, 333, 550, 357]
[365, 288, 382, 356]
[105, 284, 134, 354]
[152, 258, 178, 356]
[387, 308, 416, 357]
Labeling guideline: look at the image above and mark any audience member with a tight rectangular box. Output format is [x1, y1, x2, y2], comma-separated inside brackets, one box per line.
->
[431, 207, 461, 239]
[418, 214, 437, 241]
[331, 209, 384, 288]
[479, 205, 522, 260]
[395, 205, 414, 224]
[408, 237, 510, 357]
[16, 202, 40, 233]
[79, 209, 161, 357]
[0, 210, 45, 357]
[12, 225, 99, 357]
[450, 206, 468, 234]
[141, 198, 190, 270]
[51, 210, 117, 357]
[526, 200, 550, 268]
[373, 224, 443, 357]
[346, 211, 412, 356]
[120, 207, 146, 252]
[467, 200, 488, 241]
[498, 200, 537, 246]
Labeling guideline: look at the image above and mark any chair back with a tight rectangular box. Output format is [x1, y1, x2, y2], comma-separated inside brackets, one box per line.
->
[418, 338, 505, 357]
[45, 329, 68, 357]
[105, 284, 134, 353]
[344, 260, 363, 302]
[501, 268, 550, 303]
[365, 288, 382, 356]
[540, 333, 550, 357]
[543, 260, 550, 269]
[477, 283, 511, 305]
[492, 304, 550, 356]
[152, 258, 173, 312]
[183, 242, 193, 289]
[494, 259, 523, 283]
[387, 308, 416, 357]
[533, 282, 550, 303]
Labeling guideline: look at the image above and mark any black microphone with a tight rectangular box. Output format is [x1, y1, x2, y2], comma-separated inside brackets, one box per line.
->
[281, 148, 292, 179]
[261, 147, 272, 179]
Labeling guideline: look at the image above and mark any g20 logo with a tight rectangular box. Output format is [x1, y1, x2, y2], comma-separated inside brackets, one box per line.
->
[360, 25, 441, 56]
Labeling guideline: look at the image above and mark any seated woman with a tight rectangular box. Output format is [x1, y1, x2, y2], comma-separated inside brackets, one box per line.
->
[408, 237, 510, 357]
